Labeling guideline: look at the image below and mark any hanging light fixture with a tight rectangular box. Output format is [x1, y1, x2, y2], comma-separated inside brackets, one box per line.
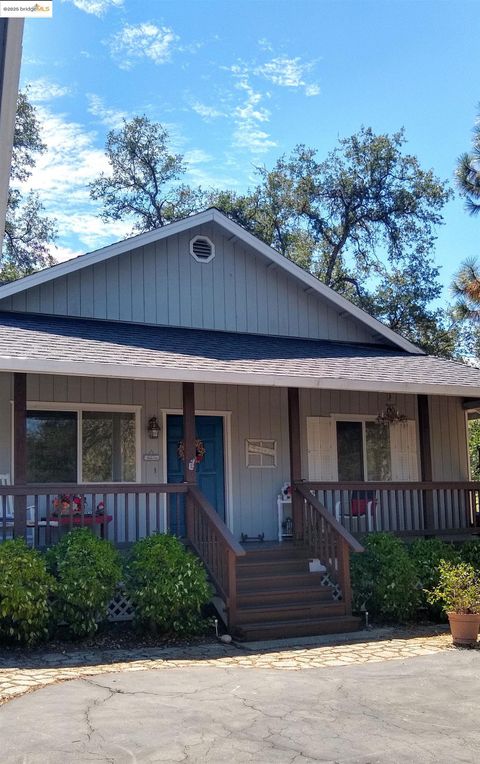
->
[376, 397, 407, 426]
[147, 416, 161, 439]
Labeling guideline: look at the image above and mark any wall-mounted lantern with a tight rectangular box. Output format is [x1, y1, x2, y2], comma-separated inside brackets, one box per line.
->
[147, 416, 161, 439]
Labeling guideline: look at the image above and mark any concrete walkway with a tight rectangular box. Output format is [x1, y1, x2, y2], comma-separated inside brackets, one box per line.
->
[0, 627, 454, 705]
[0, 648, 478, 762]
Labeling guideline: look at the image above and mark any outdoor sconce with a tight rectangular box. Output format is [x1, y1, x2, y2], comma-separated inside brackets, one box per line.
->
[147, 416, 161, 439]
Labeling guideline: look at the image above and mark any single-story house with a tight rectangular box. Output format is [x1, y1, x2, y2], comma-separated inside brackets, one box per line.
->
[0, 207, 479, 639]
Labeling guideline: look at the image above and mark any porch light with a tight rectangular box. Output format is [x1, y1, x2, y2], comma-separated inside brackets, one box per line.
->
[376, 398, 407, 426]
[147, 416, 161, 439]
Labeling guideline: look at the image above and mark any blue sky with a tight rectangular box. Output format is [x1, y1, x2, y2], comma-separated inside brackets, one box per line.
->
[19, 0, 479, 306]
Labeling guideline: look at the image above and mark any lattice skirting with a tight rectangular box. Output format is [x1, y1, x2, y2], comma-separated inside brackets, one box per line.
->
[320, 572, 343, 602]
[106, 586, 136, 622]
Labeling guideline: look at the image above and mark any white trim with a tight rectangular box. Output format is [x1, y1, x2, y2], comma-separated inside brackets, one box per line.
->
[161, 408, 233, 533]
[23, 402, 142, 484]
[0, 207, 421, 354]
[1, 356, 479, 397]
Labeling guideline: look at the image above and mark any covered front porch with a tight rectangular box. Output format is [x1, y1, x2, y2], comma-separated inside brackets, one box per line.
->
[1, 368, 480, 635]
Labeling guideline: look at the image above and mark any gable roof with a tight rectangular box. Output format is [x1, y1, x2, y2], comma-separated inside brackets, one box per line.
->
[0, 208, 422, 355]
[0, 311, 477, 396]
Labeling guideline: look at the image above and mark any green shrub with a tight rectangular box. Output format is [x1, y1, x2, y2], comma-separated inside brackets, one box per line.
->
[458, 540, 480, 572]
[426, 560, 480, 615]
[46, 528, 122, 638]
[408, 538, 461, 618]
[0, 539, 54, 645]
[350, 533, 419, 622]
[126, 534, 212, 635]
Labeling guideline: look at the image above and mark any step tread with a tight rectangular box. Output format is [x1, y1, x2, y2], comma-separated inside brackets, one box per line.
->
[237, 600, 344, 615]
[239, 614, 359, 630]
[238, 584, 333, 597]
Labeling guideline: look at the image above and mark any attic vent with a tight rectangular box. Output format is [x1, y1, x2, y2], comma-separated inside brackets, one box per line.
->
[190, 235, 215, 263]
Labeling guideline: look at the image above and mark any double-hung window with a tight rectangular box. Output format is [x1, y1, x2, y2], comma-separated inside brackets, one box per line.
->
[336, 420, 392, 481]
[26, 408, 138, 484]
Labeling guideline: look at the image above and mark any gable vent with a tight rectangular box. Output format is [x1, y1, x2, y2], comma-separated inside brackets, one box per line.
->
[190, 235, 215, 263]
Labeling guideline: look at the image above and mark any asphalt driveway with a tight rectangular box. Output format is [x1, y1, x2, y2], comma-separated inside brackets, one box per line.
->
[0, 650, 478, 763]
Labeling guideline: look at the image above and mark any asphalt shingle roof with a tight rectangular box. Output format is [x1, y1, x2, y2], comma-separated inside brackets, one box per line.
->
[0, 311, 478, 394]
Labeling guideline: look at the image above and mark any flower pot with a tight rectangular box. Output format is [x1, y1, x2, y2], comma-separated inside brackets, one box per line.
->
[447, 612, 480, 647]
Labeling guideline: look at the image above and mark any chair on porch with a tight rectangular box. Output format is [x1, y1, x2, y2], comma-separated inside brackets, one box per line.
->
[335, 491, 377, 532]
[0, 474, 35, 545]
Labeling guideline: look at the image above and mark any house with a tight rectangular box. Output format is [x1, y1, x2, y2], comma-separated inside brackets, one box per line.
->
[0, 207, 479, 639]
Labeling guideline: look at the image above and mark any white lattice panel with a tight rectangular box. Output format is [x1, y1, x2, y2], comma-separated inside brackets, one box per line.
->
[107, 588, 136, 622]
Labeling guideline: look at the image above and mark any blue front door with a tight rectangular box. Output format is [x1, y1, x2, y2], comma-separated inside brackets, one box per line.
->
[167, 415, 226, 535]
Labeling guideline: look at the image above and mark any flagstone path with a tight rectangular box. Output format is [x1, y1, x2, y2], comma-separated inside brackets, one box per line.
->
[0, 626, 458, 707]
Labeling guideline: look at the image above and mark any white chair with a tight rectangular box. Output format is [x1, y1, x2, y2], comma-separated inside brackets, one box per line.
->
[335, 493, 376, 532]
[0, 474, 35, 545]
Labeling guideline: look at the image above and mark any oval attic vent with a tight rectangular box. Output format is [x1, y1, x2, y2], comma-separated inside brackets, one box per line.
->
[190, 235, 215, 263]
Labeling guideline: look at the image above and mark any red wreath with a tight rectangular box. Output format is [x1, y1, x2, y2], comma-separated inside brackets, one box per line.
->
[177, 438, 206, 464]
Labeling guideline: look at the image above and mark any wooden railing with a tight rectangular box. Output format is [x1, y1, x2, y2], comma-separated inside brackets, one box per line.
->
[295, 484, 363, 615]
[301, 482, 480, 536]
[187, 485, 246, 630]
[0, 483, 188, 546]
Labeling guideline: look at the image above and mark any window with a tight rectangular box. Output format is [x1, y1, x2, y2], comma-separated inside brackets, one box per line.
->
[26, 408, 137, 484]
[336, 420, 392, 482]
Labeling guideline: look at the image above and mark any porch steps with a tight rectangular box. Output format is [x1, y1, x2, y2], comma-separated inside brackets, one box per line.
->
[233, 543, 361, 641]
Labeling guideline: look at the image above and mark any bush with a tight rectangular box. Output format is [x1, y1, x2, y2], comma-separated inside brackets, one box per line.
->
[126, 534, 212, 635]
[458, 540, 480, 572]
[426, 560, 480, 615]
[408, 538, 461, 619]
[350, 533, 419, 622]
[0, 539, 54, 645]
[46, 528, 122, 638]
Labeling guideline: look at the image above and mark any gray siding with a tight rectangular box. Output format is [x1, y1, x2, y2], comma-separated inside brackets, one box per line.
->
[429, 395, 469, 481]
[0, 223, 380, 344]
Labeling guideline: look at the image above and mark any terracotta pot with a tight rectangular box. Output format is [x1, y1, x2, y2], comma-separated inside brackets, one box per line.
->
[447, 612, 480, 647]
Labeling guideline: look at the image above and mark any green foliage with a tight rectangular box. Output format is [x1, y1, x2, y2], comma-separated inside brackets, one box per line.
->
[126, 534, 212, 635]
[46, 529, 122, 638]
[456, 105, 480, 215]
[459, 539, 480, 572]
[426, 560, 480, 615]
[0, 539, 54, 645]
[350, 533, 419, 621]
[89, 116, 202, 233]
[408, 539, 461, 618]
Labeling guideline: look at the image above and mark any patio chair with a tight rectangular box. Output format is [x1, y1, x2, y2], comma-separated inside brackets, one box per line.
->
[335, 491, 376, 532]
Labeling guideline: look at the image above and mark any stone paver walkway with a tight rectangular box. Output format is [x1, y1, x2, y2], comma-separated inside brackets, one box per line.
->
[0, 626, 457, 707]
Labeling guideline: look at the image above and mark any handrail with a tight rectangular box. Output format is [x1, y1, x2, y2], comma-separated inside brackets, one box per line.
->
[295, 484, 364, 553]
[0, 482, 188, 495]
[301, 480, 480, 491]
[188, 485, 245, 557]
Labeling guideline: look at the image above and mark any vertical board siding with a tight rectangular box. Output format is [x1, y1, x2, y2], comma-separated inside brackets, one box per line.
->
[0, 225, 381, 344]
[429, 396, 469, 481]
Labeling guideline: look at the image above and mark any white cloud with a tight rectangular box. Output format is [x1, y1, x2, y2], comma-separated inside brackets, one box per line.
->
[191, 102, 224, 121]
[87, 94, 127, 129]
[27, 79, 70, 102]
[109, 23, 179, 69]
[63, 0, 123, 16]
[257, 56, 320, 96]
[231, 72, 276, 154]
[22, 107, 131, 256]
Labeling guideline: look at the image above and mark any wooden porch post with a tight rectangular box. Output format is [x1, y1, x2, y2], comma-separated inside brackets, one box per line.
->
[183, 382, 196, 538]
[418, 394, 435, 531]
[13, 372, 27, 538]
[288, 387, 303, 540]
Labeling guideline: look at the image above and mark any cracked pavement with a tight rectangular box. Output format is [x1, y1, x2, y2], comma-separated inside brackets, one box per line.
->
[0, 648, 479, 762]
[0, 633, 480, 764]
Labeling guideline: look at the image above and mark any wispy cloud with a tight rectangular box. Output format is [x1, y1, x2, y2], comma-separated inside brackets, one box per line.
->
[87, 94, 127, 129]
[22, 107, 132, 256]
[230, 67, 276, 154]
[27, 79, 70, 102]
[191, 101, 224, 121]
[108, 23, 179, 69]
[63, 0, 123, 15]
[257, 56, 320, 96]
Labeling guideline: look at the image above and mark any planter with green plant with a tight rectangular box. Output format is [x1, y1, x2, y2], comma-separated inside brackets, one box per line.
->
[426, 560, 480, 646]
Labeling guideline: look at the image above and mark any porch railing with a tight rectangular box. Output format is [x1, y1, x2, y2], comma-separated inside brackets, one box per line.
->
[187, 485, 245, 630]
[301, 482, 480, 536]
[295, 484, 363, 614]
[0, 483, 189, 546]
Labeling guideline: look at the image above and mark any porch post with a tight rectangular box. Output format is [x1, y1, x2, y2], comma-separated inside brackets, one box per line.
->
[183, 382, 196, 539]
[288, 387, 303, 540]
[13, 372, 27, 538]
[418, 394, 435, 531]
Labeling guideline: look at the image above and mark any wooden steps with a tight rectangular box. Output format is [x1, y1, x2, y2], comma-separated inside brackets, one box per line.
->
[233, 543, 361, 641]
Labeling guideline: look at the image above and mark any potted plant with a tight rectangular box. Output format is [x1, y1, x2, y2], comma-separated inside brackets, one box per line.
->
[426, 560, 480, 646]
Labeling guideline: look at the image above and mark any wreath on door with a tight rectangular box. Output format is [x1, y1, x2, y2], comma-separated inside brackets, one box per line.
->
[177, 438, 206, 464]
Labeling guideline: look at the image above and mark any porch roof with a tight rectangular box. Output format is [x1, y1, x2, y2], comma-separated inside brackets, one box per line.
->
[0, 311, 479, 396]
